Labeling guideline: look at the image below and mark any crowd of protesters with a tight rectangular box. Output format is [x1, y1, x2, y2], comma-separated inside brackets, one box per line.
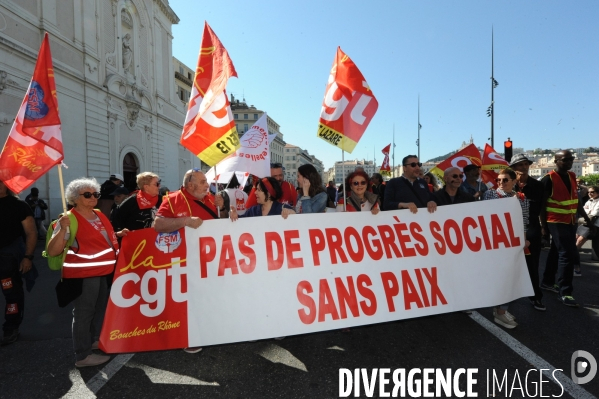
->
[1, 148, 598, 367]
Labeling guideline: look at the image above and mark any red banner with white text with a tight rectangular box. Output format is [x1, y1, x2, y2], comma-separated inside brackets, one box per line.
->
[100, 200, 532, 353]
[481, 143, 510, 189]
[429, 143, 482, 182]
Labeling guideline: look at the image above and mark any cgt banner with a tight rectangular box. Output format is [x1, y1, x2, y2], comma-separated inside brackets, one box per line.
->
[100, 199, 532, 353]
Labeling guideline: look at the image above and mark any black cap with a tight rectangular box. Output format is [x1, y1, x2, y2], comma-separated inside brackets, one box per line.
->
[110, 187, 129, 196]
[463, 164, 481, 173]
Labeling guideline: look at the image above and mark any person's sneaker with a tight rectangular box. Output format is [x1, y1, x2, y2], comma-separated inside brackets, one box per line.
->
[505, 311, 516, 321]
[183, 347, 203, 354]
[1, 329, 19, 346]
[494, 312, 518, 329]
[75, 354, 110, 367]
[540, 283, 559, 293]
[91, 341, 99, 350]
[573, 269, 582, 277]
[529, 299, 546, 311]
[559, 296, 579, 307]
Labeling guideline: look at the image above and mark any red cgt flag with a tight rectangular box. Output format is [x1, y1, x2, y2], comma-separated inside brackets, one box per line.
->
[180, 22, 239, 167]
[317, 47, 378, 153]
[481, 143, 510, 189]
[0, 33, 63, 193]
[429, 143, 482, 182]
[380, 143, 391, 176]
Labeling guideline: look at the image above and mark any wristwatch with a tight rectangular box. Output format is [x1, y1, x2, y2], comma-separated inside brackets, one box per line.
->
[23, 254, 34, 260]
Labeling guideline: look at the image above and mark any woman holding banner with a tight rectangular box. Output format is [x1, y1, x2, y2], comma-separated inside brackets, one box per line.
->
[336, 170, 380, 214]
[483, 168, 530, 329]
[292, 164, 327, 215]
[47, 178, 119, 367]
[229, 177, 295, 220]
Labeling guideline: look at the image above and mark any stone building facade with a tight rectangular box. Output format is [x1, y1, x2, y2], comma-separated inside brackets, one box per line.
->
[0, 0, 200, 217]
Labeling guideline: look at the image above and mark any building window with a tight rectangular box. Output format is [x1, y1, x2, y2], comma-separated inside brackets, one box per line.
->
[244, 114, 248, 119]
[234, 114, 238, 120]
[254, 114, 258, 119]
[179, 66, 184, 74]
[244, 124, 248, 131]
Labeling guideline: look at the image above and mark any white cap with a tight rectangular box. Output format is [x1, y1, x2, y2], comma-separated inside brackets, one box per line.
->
[111, 173, 124, 181]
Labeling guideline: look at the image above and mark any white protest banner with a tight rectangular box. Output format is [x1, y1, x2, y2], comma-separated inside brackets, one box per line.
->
[206, 113, 270, 182]
[100, 198, 532, 352]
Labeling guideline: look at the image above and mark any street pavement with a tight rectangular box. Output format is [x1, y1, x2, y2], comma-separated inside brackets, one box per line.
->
[1, 240, 599, 398]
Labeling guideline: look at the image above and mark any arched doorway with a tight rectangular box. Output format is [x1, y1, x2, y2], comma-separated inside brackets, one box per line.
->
[122, 153, 139, 192]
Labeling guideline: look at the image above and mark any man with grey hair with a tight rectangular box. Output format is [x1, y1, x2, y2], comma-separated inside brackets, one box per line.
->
[433, 167, 475, 206]
[153, 168, 224, 354]
[112, 172, 161, 236]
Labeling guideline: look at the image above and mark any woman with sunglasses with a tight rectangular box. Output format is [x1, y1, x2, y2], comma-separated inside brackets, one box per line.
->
[336, 170, 380, 214]
[47, 178, 119, 367]
[574, 185, 599, 275]
[292, 164, 327, 215]
[230, 177, 295, 220]
[112, 172, 162, 237]
[483, 168, 530, 329]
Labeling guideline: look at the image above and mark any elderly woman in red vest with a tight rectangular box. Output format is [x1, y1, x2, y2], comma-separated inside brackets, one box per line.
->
[336, 170, 380, 214]
[47, 178, 119, 368]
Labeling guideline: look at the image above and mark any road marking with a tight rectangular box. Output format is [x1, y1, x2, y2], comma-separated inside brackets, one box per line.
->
[256, 343, 308, 372]
[86, 354, 135, 394]
[61, 369, 96, 399]
[469, 311, 597, 399]
[126, 362, 219, 385]
[327, 346, 345, 351]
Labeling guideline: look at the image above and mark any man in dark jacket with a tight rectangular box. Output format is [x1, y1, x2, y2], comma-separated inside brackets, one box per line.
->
[370, 173, 386, 210]
[112, 172, 161, 237]
[434, 167, 475, 206]
[384, 155, 437, 214]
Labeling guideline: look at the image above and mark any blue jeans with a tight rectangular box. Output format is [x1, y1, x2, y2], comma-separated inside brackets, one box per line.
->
[72, 276, 108, 361]
[542, 223, 578, 296]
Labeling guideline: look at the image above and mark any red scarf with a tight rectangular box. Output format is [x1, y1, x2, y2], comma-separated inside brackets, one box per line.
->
[136, 190, 158, 210]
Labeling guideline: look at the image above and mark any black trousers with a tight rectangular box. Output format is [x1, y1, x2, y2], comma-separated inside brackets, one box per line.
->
[525, 225, 543, 301]
[0, 240, 25, 333]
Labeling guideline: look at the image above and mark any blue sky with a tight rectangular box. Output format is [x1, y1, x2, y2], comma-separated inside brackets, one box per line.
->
[169, 0, 598, 169]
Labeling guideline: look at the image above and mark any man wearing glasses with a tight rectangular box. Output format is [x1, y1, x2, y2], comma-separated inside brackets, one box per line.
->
[433, 167, 475, 206]
[460, 164, 487, 200]
[154, 169, 225, 234]
[112, 172, 161, 237]
[383, 155, 437, 214]
[539, 150, 595, 307]
[511, 154, 546, 311]
[246, 163, 297, 209]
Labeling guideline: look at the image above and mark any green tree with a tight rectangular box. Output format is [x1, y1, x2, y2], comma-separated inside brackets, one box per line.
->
[582, 174, 599, 186]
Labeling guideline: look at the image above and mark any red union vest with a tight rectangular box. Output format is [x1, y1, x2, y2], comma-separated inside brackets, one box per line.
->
[63, 210, 119, 278]
[546, 170, 578, 224]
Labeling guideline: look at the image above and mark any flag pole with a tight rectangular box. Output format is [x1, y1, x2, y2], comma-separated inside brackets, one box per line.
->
[341, 147, 346, 212]
[392, 124, 395, 178]
[57, 164, 67, 214]
[214, 163, 221, 217]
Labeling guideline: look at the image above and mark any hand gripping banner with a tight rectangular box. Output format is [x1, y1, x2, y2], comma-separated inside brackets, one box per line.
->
[317, 47, 378, 153]
[180, 22, 239, 167]
[0, 33, 64, 193]
[100, 199, 533, 352]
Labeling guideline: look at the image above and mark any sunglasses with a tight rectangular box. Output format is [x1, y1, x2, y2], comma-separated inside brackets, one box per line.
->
[495, 178, 511, 184]
[352, 181, 367, 186]
[80, 192, 101, 199]
[404, 162, 423, 168]
[559, 157, 574, 162]
[152, 179, 161, 187]
[451, 174, 464, 179]
[589, 191, 596, 194]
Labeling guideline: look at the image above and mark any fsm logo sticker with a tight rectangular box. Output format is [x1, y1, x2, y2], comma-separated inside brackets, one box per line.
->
[155, 231, 181, 253]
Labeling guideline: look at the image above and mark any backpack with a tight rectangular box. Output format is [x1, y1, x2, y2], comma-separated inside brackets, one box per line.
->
[42, 212, 78, 271]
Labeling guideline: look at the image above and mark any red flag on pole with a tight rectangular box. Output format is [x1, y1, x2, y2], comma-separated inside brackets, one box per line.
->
[180, 22, 239, 167]
[380, 143, 391, 176]
[429, 143, 482, 182]
[0, 33, 64, 194]
[317, 47, 378, 153]
[481, 143, 510, 189]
